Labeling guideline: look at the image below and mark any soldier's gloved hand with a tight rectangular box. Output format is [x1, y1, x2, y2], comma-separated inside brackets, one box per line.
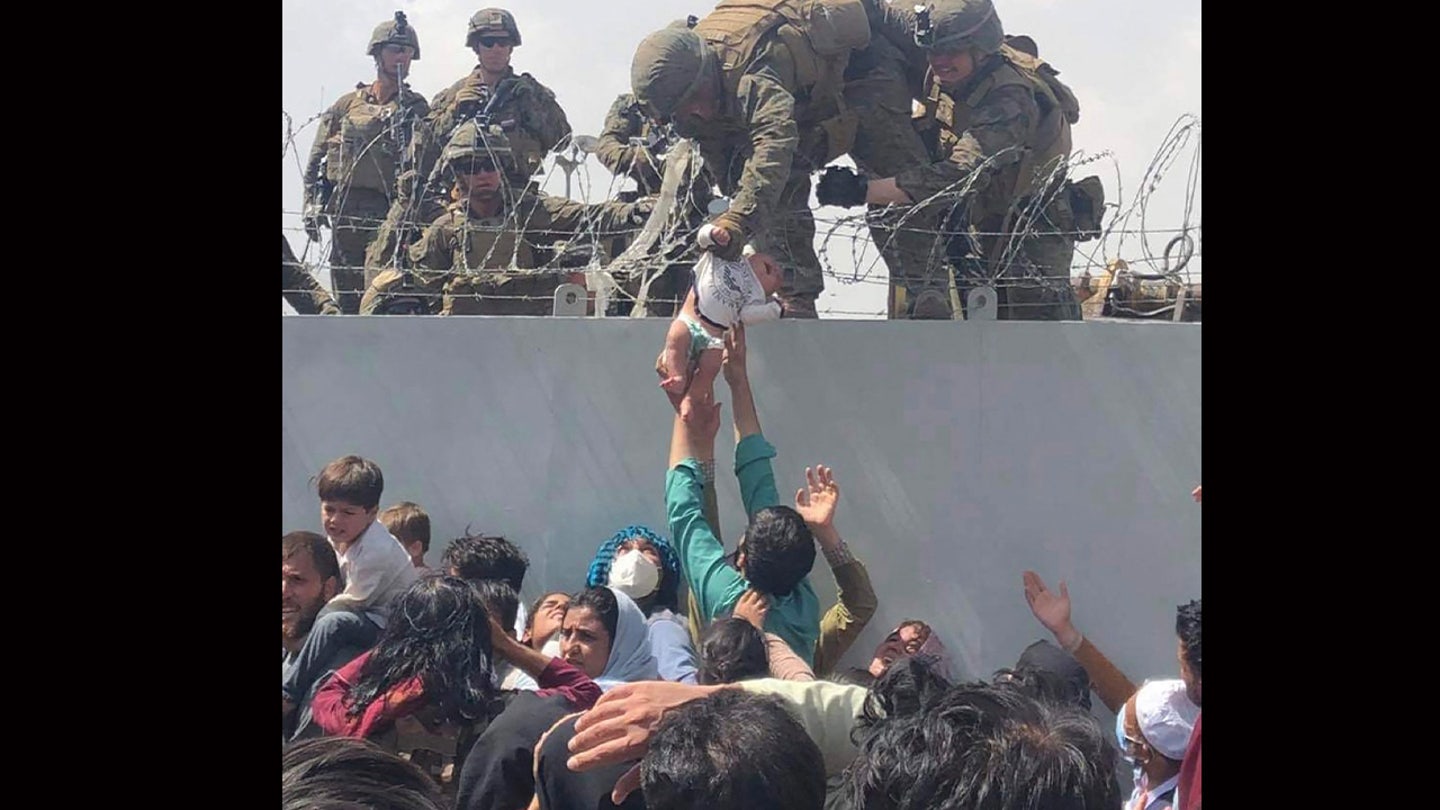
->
[816, 165, 869, 208]
[302, 203, 328, 241]
[697, 212, 747, 261]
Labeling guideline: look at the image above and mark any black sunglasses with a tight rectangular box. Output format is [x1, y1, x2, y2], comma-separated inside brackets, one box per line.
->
[477, 36, 513, 48]
[458, 159, 499, 174]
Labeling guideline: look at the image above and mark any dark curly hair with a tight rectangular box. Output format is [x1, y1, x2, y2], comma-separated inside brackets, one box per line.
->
[343, 575, 499, 727]
[742, 506, 815, 597]
[441, 530, 529, 593]
[698, 617, 769, 685]
[843, 681, 1121, 810]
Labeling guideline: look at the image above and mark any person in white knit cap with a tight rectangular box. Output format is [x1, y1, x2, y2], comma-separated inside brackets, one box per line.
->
[1117, 678, 1200, 810]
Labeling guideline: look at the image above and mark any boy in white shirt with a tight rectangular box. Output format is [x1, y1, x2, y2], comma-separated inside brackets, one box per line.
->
[282, 455, 419, 718]
[657, 230, 784, 420]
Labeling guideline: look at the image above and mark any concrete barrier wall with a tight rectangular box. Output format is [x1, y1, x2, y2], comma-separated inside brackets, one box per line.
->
[283, 317, 1200, 698]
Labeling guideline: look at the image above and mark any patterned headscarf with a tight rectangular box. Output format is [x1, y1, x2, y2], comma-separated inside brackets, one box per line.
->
[586, 525, 682, 613]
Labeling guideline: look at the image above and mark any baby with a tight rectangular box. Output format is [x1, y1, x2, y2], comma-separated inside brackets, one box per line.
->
[657, 224, 784, 420]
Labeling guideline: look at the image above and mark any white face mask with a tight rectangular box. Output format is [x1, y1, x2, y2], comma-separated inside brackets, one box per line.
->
[608, 549, 661, 600]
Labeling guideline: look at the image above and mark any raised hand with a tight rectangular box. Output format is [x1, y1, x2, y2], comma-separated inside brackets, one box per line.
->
[721, 322, 748, 387]
[1022, 570, 1081, 651]
[794, 465, 839, 531]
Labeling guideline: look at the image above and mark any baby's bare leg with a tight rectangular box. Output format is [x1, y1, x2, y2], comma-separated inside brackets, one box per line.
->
[680, 348, 724, 422]
[659, 317, 692, 395]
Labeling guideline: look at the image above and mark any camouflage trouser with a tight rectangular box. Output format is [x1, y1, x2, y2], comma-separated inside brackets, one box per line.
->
[326, 187, 391, 315]
[751, 172, 824, 309]
[844, 38, 953, 319]
[954, 188, 1082, 321]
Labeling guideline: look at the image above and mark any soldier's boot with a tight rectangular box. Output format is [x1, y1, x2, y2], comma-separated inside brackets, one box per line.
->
[780, 292, 820, 319]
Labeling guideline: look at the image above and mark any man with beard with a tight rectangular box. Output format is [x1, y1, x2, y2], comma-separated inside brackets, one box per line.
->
[283, 531, 369, 743]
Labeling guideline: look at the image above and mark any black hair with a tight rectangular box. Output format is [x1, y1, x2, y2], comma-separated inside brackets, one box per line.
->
[470, 578, 520, 634]
[343, 576, 498, 727]
[526, 590, 571, 632]
[441, 530, 529, 592]
[282, 736, 443, 810]
[856, 654, 955, 737]
[993, 639, 1093, 710]
[742, 506, 815, 597]
[1175, 599, 1202, 679]
[843, 681, 1122, 810]
[697, 617, 769, 685]
[572, 586, 619, 646]
[641, 690, 826, 810]
[831, 667, 877, 689]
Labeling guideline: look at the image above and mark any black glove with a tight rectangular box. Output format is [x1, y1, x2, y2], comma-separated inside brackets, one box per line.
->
[816, 165, 868, 208]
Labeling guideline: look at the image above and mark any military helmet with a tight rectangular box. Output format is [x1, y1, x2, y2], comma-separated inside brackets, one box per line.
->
[630, 26, 716, 121]
[916, 0, 1004, 55]
[368, 11, 421, 60]
[443, 119, 515, 171]
[467, 8, 522, 49]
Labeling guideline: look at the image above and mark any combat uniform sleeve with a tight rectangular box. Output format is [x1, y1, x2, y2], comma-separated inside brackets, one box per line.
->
[283, 238, 340, 315]
[303, 94, 349, 206]
[727, 54, 800, 239]
[519, 77, 573, 158]
[535, 194, 644, 244]
[594, 95, 665, 191]
[895, 83, 1038, 203]
[862, 0, 928, 83]
[407, 213, 457, 277]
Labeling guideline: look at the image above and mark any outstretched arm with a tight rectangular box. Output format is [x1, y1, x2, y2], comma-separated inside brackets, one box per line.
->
[724, 324, 761, 441]
[797, 466, 879, 675]
[724, 325, 780, 515]
[1022, 570, 1137, 714]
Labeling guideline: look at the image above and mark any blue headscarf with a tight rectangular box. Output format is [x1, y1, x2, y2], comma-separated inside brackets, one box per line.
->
[586, 525, 682, 613]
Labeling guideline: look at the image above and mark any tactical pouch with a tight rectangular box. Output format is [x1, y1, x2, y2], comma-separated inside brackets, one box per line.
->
[1067, 175, 1105, 242]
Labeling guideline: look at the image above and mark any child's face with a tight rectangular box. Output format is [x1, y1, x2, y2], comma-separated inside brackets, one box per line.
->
[321, 499, 377, 547]
[748, 253, 784, 296]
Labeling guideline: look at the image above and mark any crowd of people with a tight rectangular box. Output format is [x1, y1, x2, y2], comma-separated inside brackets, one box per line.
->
[283, 0, 1110, 321]
[282, 318, 1202, 809]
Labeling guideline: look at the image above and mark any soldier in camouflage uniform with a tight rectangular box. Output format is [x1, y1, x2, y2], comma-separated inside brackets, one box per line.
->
[360, 121, 652, 316]
[282, 235, 341, 315]
[630, 1, 891, 318]
[303, 12, 429, 314]
[593, 89, 721, 316]
[817, 0, 1102, 320]
[364, 8, 572, 284]
[595, 93, 667, 197]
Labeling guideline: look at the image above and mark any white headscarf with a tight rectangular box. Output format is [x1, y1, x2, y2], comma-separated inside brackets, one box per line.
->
[594, 586, 659, 692]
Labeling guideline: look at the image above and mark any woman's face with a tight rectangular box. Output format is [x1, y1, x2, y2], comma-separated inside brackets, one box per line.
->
[618, 537, 663, 568]
[561, 605, 612, 678]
